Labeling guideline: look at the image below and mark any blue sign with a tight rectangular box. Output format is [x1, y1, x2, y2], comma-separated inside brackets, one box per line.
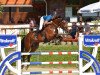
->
[84, 35, 100, 47]
[0, 35, 17, 48]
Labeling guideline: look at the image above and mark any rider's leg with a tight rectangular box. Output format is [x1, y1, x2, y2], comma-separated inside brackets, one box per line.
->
[35, 27, 42, 38]
[39, 16, 44, 30]
[35, 16, 44, 38]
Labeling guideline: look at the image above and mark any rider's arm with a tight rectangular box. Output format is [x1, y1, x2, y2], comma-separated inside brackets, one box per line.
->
[43, 15, 53, 25]
[43, 20, 52, 25]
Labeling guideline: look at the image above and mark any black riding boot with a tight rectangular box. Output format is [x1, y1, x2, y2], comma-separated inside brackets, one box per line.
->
[35, 30, 39, 39]
[35, 29, 42, 36]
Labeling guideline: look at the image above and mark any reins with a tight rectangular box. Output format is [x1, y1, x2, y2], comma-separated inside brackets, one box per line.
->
[52, 18, 63, 28]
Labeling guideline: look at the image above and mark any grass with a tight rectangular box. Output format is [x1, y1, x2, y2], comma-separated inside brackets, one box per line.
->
[30, 43, 97, 68]
[2, 42, 100, 68]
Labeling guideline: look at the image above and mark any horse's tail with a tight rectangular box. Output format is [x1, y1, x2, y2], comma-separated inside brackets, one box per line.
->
[21, 37, 25, 52]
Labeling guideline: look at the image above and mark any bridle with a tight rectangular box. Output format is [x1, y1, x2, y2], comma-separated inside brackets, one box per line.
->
[52, 18, 63, 28]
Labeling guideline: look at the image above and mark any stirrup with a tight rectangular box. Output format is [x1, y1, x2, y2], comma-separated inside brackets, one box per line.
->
[34, 32, 38, 39]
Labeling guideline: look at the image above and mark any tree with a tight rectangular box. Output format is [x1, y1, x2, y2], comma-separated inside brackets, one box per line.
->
[0, 4, 3, 16]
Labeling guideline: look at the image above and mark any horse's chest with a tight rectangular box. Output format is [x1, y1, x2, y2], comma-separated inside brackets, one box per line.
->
[48, 28, 57, 34]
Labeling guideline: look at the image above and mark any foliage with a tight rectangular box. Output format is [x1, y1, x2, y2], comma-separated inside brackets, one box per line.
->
[91, 20, 100, 34]
[19, 29, 28, 39]
[3, 42, 100, 68]
[0, 4, 3, 15]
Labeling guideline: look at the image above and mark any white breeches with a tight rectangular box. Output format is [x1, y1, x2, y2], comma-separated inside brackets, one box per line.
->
[39, 16, 44, 30]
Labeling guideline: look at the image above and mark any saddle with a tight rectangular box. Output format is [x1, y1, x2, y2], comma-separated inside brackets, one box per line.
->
[35, 29, 48, 43]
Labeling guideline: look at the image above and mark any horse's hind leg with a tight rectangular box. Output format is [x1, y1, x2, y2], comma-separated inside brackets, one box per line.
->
[21, 55, 27, 69]
[24, 46, 32, 69]
[22, 54, 30, 70]
[27, 42, 39, 67]
[25, 55, 31, 69]
[21, 47, 30, 69]
[21, 49, 30, 69]
[21, 56, 24, 69]
[21, 37, 27, 69]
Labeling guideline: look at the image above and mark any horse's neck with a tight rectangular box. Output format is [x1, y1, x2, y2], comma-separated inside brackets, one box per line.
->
[41, 24, 58, 35]
[51, 21, 59, 29]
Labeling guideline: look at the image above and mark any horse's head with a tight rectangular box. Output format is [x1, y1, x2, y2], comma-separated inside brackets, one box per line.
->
[59, 20, 68, 32]
[52, 17, 68, 32]
[52, 16, 62, 25]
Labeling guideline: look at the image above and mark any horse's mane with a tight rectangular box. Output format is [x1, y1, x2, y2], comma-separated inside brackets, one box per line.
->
[40, 17, 61, 32]
[41, 16, 67, 33]
[52, 16, 62, 21]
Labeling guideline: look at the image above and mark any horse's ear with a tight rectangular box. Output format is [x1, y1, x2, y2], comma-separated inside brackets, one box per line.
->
[54, 15, 61, 19]
[52, 16, 63, 21]
[58, 16, 63, 21]
[57, 16, 61, 18]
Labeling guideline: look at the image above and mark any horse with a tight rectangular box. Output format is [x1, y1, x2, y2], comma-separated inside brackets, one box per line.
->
[21, 17, 68, 69]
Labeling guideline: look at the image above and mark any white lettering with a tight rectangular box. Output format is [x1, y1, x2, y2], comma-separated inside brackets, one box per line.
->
[85, 38, 100, 43]
[0, 39, 15, 43]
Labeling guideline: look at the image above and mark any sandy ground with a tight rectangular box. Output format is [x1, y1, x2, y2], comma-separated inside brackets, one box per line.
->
[6, 66, 79, 75]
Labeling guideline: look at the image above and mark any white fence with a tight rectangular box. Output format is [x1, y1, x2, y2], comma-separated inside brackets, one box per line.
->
[0, 23, 100, 35]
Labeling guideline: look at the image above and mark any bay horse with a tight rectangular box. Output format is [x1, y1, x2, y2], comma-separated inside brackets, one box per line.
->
[21, 17, 68, 69]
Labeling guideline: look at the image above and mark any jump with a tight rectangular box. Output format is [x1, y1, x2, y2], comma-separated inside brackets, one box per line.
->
[21, 17, 68, 69]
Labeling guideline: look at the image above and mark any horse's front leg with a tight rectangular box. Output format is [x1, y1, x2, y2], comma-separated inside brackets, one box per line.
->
[21, 55, 28, 69]
[25, 42, 39, 70]
[21, 55, 25, 69]
[25, 55, 31, 70]
[23, 49, 31, 70]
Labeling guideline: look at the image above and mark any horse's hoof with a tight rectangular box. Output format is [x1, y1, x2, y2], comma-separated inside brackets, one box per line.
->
[25, 65, 29, 70]
[21, 65, 24, 69]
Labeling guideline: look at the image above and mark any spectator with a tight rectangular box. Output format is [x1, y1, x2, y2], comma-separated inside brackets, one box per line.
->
[96, 16, 100, 21]
[70, 22, 78, 39]
[83, 21, 91, 35]
[78, 21, 84, 33]
[79, 16, 83, 22]
[10, 17, 15, 24]
[18, 18, 23, 24]
[65, 17, 70, 22]
[77, 14, 82, 22]
[29, 18, 36, 32]
[25, 18, 30, 24]
[86, 17, 93, 22]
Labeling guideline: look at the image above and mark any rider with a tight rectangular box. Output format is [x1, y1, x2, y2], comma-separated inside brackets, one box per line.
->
[35, 10, 58, 41]
[39, 10, 58, 31]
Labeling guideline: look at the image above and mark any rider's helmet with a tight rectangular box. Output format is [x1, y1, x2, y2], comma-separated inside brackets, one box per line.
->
[51, 9, 59, 19]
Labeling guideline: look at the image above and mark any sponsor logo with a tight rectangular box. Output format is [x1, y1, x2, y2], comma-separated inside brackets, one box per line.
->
[0, 35, 17, 48]
[84, 35, 100, 47]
